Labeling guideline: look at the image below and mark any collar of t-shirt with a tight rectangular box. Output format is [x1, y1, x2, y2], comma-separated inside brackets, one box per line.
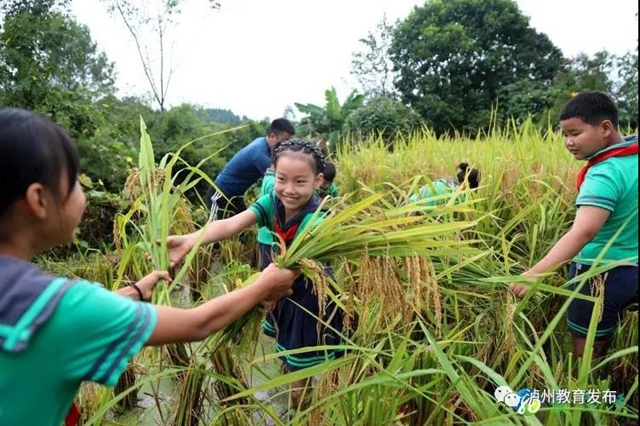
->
[587, 135, 638, 160]
[0, 256, 75, 353]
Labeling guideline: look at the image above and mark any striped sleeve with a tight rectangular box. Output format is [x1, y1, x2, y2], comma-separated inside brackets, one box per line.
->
[576, 164, 620, 212]
[58, 281, 158, 386]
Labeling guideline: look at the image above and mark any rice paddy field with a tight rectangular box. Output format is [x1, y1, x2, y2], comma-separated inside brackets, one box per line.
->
[43, 119, 638, 425]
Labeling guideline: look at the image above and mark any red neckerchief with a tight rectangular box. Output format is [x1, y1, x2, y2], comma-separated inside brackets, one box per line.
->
[273, 217, 301, 246]
[65, 403, 80, 426]
[576, 142, 638, 191]
[272, 194, 322, 247]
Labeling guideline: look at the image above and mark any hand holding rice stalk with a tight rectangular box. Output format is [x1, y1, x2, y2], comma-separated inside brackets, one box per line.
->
[117, 117, 243, 305]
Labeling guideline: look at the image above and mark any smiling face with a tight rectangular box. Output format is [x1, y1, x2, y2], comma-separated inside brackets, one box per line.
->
[561, 117, 613, 160]
[274, 153, 323, 217]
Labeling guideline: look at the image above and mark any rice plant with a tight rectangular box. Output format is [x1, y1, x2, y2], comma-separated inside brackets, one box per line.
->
[51, 118, 638, 425]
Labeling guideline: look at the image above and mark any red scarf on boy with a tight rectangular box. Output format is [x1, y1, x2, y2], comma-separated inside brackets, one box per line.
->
[576, 141, 638, 191]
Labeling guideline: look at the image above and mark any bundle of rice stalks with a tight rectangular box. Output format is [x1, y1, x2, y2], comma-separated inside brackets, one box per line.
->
[171, 361, 208, 426]
[114, 118, 236, 306]
[211, 347, 250, 423]
[269, 191, 480, 327]
[276, 190, 479, 267]
[166, 343, 192, 380]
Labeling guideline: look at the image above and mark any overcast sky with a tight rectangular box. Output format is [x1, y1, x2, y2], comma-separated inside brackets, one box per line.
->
[71, 0, 639, 121]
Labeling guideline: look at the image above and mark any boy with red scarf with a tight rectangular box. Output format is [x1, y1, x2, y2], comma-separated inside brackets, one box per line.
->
[510, 91, 638, 360]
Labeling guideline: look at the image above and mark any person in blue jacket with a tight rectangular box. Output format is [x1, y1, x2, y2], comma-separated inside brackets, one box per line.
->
[206, 118, 295, 220]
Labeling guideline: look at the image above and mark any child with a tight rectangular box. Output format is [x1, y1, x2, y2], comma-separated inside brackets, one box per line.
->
[206, 118, 295, 220]
[316, 161, 339, 200]
[258, 160, 337, 264]
[0, 109, 296, 425]
[408, 162, 480, 207]
[166, 139, 345, 409]
[510, 91, 638, 360]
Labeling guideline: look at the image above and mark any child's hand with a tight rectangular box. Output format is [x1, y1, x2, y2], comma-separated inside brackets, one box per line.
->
[509, 271, 537, 299]
[509, 282, 529, 298]
[135, 271, 172, 301]
[261, 264, 299, 301]
[165, 234, 196, 267]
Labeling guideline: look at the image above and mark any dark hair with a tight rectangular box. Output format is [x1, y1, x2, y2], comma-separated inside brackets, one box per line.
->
[268, 118, 296, 137]
[323, 162, 336, 182]
[272, 139, 325, 174]
[0, 109, 80, 219]
[560, 91, 619, 128]
[456, 162, 480, 189]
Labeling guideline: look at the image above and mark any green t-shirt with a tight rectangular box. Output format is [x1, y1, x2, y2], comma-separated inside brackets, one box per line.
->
[258, 171, 333, 245]
[317, 183, 338, 199]
[257, 169, 276, 245]
[574, 139, 639, 265]
[0, 280, 157, 425]
[249, 193, 321, 248]
[408, 179, 458, 207]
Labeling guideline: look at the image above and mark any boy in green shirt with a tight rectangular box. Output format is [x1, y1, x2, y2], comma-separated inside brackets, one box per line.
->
[510, 91, 638, 360]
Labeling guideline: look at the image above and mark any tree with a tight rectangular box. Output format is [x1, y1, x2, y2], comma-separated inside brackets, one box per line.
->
[345, 95, 422, 143]
[198, 108, 246, 125]
[295, 87, 365, 148]
[0, 0, 115, 138]
[614, 50, 638, 129]
[390, 0, 563, 135]
[351, 14, 396, 97]
[100, 0, 220, 111]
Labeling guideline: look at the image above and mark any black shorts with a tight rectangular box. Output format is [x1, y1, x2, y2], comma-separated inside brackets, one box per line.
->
[567, 262, 638, 341]
[205, 186, 247, 221]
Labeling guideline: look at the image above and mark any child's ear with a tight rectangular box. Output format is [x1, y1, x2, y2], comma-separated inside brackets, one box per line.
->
[314, 173, 324, 188]
[600, 120, 615, 138]
[24, 183, 49, 219]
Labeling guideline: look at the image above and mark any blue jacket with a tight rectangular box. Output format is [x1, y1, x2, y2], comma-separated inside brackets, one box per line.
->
[214, 137, 271, 196]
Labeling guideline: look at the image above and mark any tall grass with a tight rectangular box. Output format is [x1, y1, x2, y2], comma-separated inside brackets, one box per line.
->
[53, 118, 638, 425]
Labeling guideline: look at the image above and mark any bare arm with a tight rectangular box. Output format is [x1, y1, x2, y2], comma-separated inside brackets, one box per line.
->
[198, 209, 257, 244]
[511, 206, 610, 297]
[146, 264, 295, 345]
[527, 206, 610, 274]
[167, 210, 258, 267]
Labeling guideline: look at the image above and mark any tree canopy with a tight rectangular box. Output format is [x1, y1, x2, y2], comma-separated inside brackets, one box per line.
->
[390, 0, 563, 135]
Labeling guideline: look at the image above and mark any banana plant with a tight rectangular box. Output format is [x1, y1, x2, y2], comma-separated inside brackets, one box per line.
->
[295, 87, 365, 147]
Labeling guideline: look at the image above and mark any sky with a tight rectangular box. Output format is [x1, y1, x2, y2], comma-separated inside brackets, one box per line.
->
[71, 0, 639, 121]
